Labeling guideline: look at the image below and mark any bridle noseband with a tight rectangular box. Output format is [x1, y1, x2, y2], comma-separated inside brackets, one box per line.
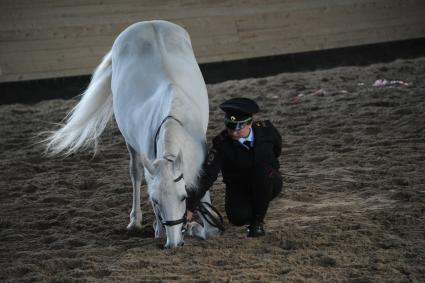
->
[157, 208, 187, 228]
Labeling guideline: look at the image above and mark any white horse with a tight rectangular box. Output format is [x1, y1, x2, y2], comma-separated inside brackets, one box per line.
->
[46, 20, 219, 248]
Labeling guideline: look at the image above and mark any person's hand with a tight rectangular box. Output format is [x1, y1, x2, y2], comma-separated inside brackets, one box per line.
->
[186, 210, 193, 221]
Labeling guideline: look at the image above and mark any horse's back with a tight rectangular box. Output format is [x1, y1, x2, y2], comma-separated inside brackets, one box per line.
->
[110, 21, 208, 154]
[111, 21, 190, 109]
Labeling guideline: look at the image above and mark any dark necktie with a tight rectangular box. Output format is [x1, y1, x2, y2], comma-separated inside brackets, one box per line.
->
[243, 140, 252, 149]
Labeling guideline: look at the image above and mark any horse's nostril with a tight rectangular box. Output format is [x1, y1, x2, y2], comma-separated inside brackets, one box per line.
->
[164, 241, 184, 249]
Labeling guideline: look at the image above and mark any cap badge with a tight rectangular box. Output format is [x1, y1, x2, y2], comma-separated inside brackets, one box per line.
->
[230, 116, 236, 121]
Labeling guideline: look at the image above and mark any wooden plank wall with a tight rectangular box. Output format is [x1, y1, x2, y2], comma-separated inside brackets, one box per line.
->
[1, 0, 424, 83]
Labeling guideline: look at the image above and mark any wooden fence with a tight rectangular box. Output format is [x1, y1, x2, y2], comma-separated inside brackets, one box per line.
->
[1, 0, 424, 83]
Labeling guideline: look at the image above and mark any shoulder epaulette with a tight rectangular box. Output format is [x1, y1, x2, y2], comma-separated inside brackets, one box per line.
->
[254, 120, 272, 128]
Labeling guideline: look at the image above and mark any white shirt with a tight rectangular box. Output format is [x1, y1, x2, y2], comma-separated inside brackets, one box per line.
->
[238, 128, 254, 149]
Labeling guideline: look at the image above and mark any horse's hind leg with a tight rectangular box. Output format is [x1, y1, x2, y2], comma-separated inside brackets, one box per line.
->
[126, 144, 144, 231]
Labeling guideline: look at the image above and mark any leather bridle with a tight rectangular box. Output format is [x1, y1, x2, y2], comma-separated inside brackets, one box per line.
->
[154, 115, 184, 158]
[153, 115, 186, 230]
[156, 207, 187, 228]
[153, 162, 186, 230]
[152, 116, 224, 232]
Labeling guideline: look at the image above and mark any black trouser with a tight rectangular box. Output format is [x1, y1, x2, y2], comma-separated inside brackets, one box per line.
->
[225, 164, 283, 226]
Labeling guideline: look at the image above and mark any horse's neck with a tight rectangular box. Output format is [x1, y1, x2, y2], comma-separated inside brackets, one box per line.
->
[159, 120, 206, 188]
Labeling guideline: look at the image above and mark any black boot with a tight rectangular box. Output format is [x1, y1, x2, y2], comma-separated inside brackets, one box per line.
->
[247, 216, 266, 237]
[247, 223, 265, 237]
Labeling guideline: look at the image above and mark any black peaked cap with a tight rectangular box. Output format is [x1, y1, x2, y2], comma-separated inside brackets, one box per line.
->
[219, 97, 260, 116]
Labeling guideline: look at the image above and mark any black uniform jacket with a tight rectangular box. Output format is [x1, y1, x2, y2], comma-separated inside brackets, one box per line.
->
[187, 120, 281, 210]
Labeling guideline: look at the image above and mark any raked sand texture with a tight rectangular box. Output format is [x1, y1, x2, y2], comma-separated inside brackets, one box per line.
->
[1, 57, 424, 282]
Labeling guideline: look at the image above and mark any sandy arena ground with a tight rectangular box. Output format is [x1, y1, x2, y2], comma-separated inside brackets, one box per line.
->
[1, 57, 424, 282]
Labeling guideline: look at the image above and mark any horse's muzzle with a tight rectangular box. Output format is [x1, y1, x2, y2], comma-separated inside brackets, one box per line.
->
[164, 240, 184, 249]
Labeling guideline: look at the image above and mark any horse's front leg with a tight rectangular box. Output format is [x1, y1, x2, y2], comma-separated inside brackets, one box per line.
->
[199, 191, 221, 238]
[186, 191, 220, 239]
[126, 144, 143, 231]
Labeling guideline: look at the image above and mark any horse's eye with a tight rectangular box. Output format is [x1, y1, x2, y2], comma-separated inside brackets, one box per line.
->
[181, 196, 187, 202]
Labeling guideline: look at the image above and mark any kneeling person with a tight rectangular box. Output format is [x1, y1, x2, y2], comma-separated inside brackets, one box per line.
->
[187, 97, 283, 237]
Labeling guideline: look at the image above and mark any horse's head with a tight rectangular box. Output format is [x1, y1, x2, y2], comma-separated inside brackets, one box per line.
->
[142, 153, 187, 248]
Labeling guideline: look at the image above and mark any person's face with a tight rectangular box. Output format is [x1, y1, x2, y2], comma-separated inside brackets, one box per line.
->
[227, 122, 252, 139]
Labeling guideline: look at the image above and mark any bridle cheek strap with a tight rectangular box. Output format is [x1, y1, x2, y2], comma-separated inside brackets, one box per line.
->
[173, 174, 184, 183]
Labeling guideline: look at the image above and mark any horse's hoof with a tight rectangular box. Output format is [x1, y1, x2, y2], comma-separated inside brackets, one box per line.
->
[185, 221, 205, 239]
[126, 222, 142, 232]
[205, 227, 221, 238]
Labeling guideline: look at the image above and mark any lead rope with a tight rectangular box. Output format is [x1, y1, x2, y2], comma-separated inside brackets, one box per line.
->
[197, 201, 225, 231]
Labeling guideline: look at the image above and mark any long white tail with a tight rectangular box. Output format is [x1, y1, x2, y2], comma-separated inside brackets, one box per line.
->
[46, 51, 113, 155]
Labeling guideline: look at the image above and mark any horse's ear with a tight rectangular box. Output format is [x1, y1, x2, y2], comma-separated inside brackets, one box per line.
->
[140, 154, 155, 174]
[173, 150, 183, 175]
